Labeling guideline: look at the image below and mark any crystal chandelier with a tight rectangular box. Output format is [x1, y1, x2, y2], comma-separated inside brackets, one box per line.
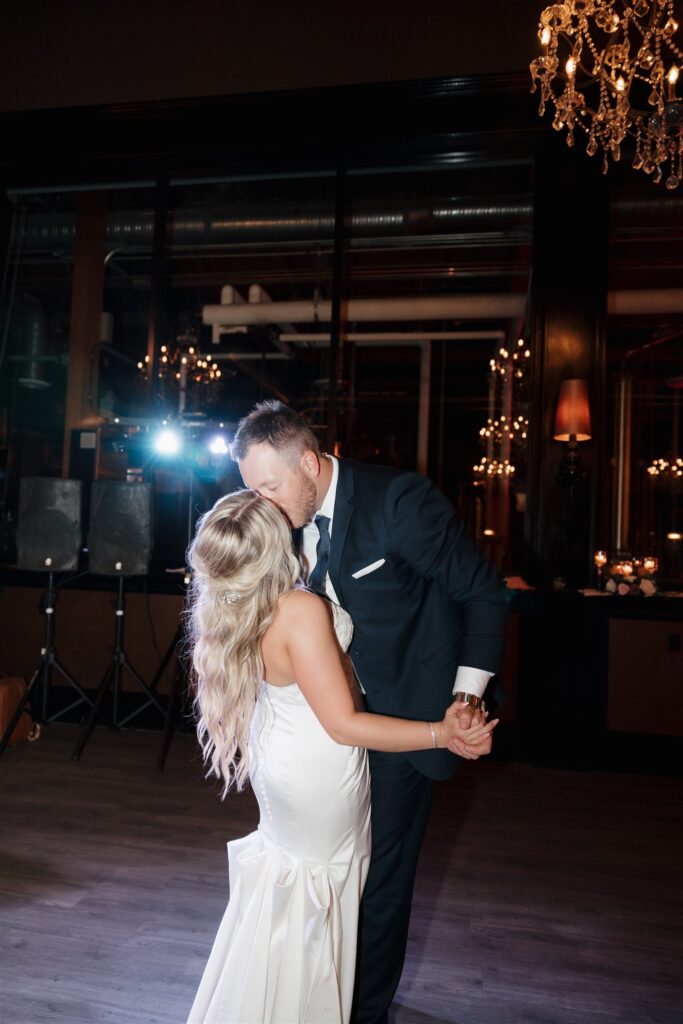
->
[530, 2, 683, 188]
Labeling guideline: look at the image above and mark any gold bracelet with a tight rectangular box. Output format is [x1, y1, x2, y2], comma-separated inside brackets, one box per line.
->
[428, 721, 438, 749]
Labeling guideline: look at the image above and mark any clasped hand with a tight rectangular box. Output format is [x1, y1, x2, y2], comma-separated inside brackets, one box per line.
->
[440, 701, 498, 760]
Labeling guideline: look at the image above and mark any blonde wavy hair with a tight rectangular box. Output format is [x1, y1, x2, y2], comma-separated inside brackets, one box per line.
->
[186, 489, 300, 795]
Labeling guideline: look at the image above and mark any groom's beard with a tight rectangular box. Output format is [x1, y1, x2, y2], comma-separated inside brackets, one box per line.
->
[279, 472, 318, 529]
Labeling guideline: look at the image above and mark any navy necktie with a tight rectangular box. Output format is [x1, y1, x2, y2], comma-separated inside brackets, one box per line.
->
[308, 515, 331, 594]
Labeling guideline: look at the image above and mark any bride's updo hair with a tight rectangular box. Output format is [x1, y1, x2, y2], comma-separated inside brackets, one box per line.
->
[186, 489, 300, 795]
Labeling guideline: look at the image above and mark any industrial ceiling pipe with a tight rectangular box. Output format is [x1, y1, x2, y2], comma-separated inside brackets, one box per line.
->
[277, 331, 506, 344]
[14, 193, 683, 255]
[202, 290, 683, 328]
[202, 294, 527, 325]
[17, 199, 534, 253]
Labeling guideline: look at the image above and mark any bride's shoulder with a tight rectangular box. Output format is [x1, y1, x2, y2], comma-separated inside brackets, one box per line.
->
[274, 585, 335, 647]
[278, 588, 332, 627]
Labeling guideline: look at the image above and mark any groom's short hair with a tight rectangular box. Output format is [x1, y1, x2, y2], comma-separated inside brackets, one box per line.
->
[232, 401, 320, 464]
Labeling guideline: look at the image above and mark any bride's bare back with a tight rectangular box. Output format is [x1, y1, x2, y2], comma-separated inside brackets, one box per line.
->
[261, 591, 364, 710]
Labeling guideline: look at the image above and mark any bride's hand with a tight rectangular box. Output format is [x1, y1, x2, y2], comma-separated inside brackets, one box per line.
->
[439, 710, 498, 760]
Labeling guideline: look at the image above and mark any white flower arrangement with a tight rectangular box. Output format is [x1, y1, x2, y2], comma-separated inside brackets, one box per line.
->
[604, 558, 658, 597]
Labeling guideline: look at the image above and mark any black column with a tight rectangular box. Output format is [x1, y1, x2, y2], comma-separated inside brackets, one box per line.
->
[526, 136, 609, 587]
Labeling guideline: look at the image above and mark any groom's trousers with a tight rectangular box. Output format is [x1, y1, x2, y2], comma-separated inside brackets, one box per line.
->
[351, 750, 435, 1024]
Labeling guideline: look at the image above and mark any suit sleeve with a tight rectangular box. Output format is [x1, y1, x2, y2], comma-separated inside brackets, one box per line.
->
[383, 472, 508, 675]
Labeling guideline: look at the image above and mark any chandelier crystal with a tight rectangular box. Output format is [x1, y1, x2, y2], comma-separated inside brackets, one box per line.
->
[530, 1, 683, 188]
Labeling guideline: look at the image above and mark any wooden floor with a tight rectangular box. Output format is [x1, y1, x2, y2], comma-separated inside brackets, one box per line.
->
[0, 725, 681, 1024]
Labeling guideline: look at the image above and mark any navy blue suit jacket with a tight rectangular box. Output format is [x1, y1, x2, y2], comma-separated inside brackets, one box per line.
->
[322, 458, 508, 780]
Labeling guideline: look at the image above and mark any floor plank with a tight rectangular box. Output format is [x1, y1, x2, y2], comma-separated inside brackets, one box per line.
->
[1, 724, 681, 1024]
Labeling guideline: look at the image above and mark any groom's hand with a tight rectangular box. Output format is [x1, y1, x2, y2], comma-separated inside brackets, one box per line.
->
[444, 701, 489, 759]
[445, 699, 483, 729]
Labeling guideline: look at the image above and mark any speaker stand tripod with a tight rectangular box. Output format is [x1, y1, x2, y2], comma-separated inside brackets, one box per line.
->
[0, 571, 93, 758]
[149, 571, 193, 772]
[151, 622, 189, 772]
[71, 575, 166, 761]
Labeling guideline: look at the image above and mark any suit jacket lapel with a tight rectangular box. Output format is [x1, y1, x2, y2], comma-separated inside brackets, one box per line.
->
[328, 458, 354, 605]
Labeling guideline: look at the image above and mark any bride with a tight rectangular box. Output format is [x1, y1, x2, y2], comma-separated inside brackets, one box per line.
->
[185, 490, 497, 1024]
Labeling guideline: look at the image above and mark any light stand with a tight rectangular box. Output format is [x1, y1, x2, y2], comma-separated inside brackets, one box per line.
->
[153, 460, 201, 772]
[0, 569, 93, 757]
[71, 573, 166, 761]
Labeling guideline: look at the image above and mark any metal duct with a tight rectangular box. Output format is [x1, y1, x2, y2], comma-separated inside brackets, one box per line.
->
[18, 295, 51, 390]
[19, 198, 533, 253]
[15, 194, 683, 255]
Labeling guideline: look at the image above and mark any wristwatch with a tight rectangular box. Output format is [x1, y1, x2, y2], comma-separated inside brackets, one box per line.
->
[453, 691, 486, 713]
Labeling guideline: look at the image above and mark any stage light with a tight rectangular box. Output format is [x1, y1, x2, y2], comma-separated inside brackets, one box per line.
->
[208, 434, 229, 456]
[154, 429, 182, 456]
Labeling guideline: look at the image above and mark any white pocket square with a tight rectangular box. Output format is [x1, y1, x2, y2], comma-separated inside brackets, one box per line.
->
[352, 558, 386, 579]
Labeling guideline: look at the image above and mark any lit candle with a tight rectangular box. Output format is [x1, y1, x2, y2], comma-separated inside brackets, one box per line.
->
[642, 556, 658, 573]
[667, 64, 679, 100]
[593, 550, 608, 567]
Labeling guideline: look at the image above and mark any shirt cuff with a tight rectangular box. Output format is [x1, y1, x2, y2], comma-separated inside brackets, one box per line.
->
[452, 666, 493, 699]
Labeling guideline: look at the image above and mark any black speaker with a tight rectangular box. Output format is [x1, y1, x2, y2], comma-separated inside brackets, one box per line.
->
[88, 481, 153, 576]
[16, 477, 83, 572]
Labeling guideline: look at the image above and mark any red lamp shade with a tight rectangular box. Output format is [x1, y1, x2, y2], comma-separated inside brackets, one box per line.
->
[553, 379, 592, 441]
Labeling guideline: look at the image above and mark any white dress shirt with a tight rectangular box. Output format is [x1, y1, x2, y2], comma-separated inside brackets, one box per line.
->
[303, 455, 491, 700]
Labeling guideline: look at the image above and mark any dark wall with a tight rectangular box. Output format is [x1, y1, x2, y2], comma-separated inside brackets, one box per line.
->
[1, 0, 542, 112]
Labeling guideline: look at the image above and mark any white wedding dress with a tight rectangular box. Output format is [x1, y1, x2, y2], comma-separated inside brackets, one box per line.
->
[187, 603, 371, 1024]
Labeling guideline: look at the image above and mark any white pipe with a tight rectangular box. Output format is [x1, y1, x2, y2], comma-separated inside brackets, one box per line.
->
[220, 284, 245, 305]
[210, 352, 289, 360]
[278, 330, 505, 345]
[607, 289, 683, 315]
[246, 283, 296, 354]
[203, 289, 683, 328]
[202, 294, 526, 326]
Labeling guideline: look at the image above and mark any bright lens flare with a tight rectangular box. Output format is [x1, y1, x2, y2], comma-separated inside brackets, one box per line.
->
[154, 429, 182, 456]
[208, 435, 229, 456]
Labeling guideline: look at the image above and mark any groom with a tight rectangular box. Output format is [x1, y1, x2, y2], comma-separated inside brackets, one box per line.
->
[233, 401, 508, 1024]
